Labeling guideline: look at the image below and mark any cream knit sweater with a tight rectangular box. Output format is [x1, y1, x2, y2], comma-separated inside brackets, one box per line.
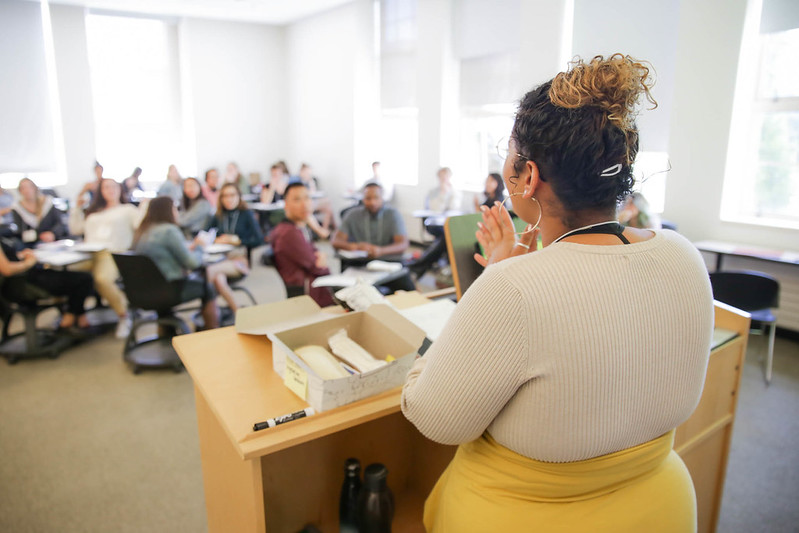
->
[402, 230, 713, 463]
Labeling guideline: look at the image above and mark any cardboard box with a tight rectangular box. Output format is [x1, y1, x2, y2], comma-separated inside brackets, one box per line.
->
[236, 296, 426, 412]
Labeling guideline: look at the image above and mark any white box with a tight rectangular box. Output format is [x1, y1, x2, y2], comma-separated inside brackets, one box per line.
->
[236, 297, 426, 412]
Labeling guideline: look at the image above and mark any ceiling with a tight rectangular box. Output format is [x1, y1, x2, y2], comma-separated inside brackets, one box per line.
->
[40, 0, 354, 25]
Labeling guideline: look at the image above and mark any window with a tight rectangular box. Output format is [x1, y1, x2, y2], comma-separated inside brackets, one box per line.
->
[377, 109, 418, 187]
[85, 14, 186, 184]
[375, 0, 418, 188]
[722, 26, 799, 228]
[454, 110, 514, 192]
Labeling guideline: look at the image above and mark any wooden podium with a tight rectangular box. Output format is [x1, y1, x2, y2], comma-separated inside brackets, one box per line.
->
[174, 300, 748, 533]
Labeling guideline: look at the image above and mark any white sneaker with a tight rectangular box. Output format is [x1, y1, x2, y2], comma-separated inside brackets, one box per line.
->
[115, 317, 132, 339]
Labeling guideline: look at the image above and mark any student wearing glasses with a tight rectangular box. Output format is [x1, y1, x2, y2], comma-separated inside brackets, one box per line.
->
[205, 183, 263, 312]
[401, 55, 713, 532]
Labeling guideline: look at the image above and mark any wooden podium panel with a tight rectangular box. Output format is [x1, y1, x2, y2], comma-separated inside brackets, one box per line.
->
[675, 301, 750, 533]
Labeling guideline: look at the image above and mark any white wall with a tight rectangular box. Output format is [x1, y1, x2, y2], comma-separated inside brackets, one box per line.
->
[48, 3, 96, 197]
[285, 2, 361, 215]
[180, 18, 286, 180]
[572, 0, 679, 153]
[663, 0, 796, 248]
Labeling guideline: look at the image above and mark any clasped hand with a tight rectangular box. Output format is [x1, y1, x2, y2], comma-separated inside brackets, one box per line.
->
[474, 201, 539, 267]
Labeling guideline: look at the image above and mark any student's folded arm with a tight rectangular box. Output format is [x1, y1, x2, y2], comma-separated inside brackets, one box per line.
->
[166, 225, 202, 270]
[377, 234, 409, 257]
[331, 230, 355, 251]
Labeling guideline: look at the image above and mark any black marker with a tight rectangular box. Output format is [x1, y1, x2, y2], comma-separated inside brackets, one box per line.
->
[253, 407, 316, 431]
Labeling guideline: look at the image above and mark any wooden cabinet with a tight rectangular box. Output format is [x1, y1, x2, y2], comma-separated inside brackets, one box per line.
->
[175, 301, 748, 533]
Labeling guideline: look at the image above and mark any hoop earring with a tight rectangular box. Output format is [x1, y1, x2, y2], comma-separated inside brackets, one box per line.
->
[502, 193, 542, 236]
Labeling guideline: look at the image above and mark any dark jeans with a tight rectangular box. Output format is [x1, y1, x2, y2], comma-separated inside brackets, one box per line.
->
[4, 268, 94, 316]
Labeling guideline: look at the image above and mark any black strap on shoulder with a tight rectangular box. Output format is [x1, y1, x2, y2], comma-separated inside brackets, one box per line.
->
[566, 222, 630, 244]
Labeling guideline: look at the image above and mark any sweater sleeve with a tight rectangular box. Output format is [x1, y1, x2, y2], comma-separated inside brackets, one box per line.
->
[39, 207, 68, 239]
[163, 225, 202, 271]
[401, 266, 533, 445]
[237, 209, 263, 248]
[69, 207, 85, 236]
[178, 200, 212, 233]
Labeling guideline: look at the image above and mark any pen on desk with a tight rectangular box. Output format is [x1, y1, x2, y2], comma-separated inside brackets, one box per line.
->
[253, 407, 316, 431]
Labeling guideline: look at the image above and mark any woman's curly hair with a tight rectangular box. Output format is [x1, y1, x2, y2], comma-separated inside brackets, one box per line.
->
[511, 54, 657, 217]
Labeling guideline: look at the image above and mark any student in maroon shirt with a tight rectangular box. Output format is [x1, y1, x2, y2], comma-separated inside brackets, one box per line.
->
[270, 182, 334, 306]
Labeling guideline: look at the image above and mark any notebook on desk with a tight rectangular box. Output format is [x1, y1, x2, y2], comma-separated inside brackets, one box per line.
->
[711, 328, 738, 350]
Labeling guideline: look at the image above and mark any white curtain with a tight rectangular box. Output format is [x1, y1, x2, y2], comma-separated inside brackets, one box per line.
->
[0, 0, 57, 173]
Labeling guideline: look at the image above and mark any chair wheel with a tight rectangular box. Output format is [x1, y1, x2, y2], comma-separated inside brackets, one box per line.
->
[48, 351, 60, 360]
[132, 365, 142, 375]
[172, 363, 183, 373]
[7, 357, 19, 365]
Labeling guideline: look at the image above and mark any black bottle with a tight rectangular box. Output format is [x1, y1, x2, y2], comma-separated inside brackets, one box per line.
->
[357, 463, 394, 533]
[339, 458, 361, 533]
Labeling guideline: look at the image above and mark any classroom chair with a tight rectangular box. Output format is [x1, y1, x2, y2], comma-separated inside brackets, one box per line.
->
[709, 270, 780, 384]
[112, 252, 196, 374]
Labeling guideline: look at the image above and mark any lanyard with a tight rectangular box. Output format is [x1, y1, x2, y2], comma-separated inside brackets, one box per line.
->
[553, 221, 630, 244]
[222, 210, 240, 235]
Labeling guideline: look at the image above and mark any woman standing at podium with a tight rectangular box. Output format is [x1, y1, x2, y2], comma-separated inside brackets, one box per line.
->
[402, 54, 713, 532]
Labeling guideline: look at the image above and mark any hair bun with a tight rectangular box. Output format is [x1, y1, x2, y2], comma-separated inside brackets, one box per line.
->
[549, 54, 657, 133]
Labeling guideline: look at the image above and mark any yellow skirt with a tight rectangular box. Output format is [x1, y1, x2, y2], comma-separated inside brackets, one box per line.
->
[423, 431, 696, 532]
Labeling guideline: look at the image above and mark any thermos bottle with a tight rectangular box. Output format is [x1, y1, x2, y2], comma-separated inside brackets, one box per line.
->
[339, 458, 361, 533]
[357, 463, 394, 533]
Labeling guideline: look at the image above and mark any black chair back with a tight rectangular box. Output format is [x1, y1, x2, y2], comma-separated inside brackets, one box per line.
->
[112, 252, 182, 312]
[709, 270, 779, 312]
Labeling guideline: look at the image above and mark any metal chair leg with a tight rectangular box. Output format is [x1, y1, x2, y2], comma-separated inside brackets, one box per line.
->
[233, 285, 257, 306]
[765, 321, 776, 385]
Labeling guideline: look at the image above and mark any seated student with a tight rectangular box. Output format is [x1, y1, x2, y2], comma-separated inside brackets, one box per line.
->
[123, 167, 143, 196]
[157, 164, 183, 203]
[618, 192, 661, 229]
[473, 173, 506, 211]
[425, 167, 460, 213]
[205, 183, 263, 312]
[224, 162, 250, 196]
[270, 182, 334, 307]
[75, 161, 104, 209]
[332, 182, 415, 292]
[133, 197, 219, 330]
[11, 178, 68, 246]
[0, 238, 94, 331]
[178, 177, 213, 237]
[202, 168, 220, 209]
[70, 178, 144, 338]
[295, 163, 334, 240]
[260, 163, 289, 205]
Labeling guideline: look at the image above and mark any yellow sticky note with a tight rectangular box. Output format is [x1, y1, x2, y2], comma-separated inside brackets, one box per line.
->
[284, 357, 308, 400]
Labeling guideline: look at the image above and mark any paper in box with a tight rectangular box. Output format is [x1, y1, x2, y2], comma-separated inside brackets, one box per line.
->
[235, 296, 426, 412]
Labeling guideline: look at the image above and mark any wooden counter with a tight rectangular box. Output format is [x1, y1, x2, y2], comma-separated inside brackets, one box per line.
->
[175, 300, 749, 533]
